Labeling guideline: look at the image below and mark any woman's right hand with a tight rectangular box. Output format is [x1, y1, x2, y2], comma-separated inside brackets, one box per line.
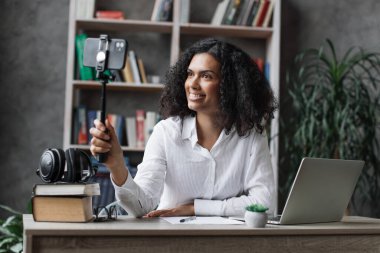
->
[89, 119, 128, 186]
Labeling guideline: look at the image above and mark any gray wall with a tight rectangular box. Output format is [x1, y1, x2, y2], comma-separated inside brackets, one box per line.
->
[0, 0, 379, 216]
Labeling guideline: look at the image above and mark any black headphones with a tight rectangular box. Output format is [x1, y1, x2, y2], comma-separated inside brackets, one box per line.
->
[36, 148, 96, 183]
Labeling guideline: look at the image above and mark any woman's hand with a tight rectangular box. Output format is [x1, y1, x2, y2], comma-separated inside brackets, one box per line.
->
[89, 119, 128, 186]
[144, 203, 195, 217]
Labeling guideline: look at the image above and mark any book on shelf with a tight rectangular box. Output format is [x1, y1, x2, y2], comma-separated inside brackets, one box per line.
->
[222, 0, 243, 25]
[254, 57, 264, 73]
[262, 0, 275, 27]
[235, 0, 252, 25]
[136, 110, 145, 148]
[255, 0, 270, 27]
[151, 0, 173, 21]
[73, 105, 88, 145]
[252, 0, 270, 26]
[75, 0, 95, 19]
[122, 56, 135, 83]
[108, 113, 126, 145]
[180, 0, 190, 23]
[245, 0, 260, 26]
[125, 116, 137, 147]
[211, 0, 230, 25]
[95, 10, 124, 20]
[144, 111, 157, 145]
[128, 50, 142, 84]
[33, 183, 100, 196]
[75, 34, 94, 80]
[236, 0, 255, 26]
[32, 196, 93, 222]
[137, 58, 148, 83]
[87, 109, 101, 144]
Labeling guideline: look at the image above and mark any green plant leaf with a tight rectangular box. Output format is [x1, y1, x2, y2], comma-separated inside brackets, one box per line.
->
[282, 39, 380, 217]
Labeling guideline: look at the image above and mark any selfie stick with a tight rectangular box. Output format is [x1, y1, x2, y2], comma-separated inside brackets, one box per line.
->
[95, 35, 114, 163]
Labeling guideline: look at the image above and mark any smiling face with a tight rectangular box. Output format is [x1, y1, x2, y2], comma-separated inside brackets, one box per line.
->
[185, 53, 222, 115]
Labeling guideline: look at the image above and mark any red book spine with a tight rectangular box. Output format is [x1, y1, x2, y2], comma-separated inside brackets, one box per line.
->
[256, 0, 270, 27]
[95, 11, 124, 20]
[136, 110, 145, 148]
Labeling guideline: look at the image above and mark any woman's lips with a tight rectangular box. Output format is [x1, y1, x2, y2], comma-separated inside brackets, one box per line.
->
[188, 93, 205, 101]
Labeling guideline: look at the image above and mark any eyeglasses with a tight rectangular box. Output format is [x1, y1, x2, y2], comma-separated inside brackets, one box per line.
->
[93, 205, 118, 222]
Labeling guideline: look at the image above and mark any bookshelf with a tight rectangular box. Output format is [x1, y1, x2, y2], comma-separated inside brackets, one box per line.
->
[63, 0, 281, 210]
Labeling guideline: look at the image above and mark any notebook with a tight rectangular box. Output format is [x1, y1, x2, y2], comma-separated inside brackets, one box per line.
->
[268, 157, 364, 225]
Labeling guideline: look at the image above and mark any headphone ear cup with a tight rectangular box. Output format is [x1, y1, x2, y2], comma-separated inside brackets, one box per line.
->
[78, 150, 95, 181]
[65, 148, 82, 183]
[37, 148, 65, 183]
[54, 148, 66, 182]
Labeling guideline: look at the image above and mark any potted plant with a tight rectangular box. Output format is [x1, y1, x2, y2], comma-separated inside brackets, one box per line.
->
[282, 39, 380, 217]
[244, 204, 269, 228]
[0, 204, 23, 253]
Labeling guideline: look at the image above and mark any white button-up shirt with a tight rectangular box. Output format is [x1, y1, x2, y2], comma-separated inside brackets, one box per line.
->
[112, 116, 275, 217]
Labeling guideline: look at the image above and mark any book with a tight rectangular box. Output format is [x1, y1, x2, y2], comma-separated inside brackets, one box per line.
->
[108, 113, 126, 145]
[222, 0, 242, 25]
[95, 10, 124, 20]
[122, 56, 134, 83]
[158, 0, 173, 21]
[235, 0, 251, 26]
[136, 110, 145, 148]
[128, 50, 142, 84]
[33, 183, 100, 196]
[180, 0, 190, 24]
[32, 196, 93, 222]
[125, 116, 137, 147]
[75, 34, 94, 80]
[137, 58, 148, 83]
[87, 110, 98, 144]
[252, 0, 269, 27]
[86, 0, 95, 18]
[144, 111, 157, 145]
[77, 105, 88, 145]
[262, 0, 275, 28]
[211, 0, 230, 25]
[238, 0, 255, 26]
[75, 0, 94, 19]
[151, 0, 163, 21]
[245, 0, 260, 26]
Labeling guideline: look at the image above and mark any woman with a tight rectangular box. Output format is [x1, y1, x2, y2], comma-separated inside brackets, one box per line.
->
[90, 38, 277, 218]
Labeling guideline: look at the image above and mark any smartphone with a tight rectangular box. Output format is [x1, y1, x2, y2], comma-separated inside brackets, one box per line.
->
[83, 37, 128, 70]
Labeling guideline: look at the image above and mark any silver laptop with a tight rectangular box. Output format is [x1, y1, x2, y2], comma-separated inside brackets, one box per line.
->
[268, 157, 364, 225]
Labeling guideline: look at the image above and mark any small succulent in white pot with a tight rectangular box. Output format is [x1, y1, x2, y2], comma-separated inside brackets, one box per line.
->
[244, 204, 269, 228]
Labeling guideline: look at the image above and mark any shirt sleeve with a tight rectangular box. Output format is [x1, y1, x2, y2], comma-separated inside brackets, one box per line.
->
[111, 123, 167, 217]
[194, 133, 275, 217]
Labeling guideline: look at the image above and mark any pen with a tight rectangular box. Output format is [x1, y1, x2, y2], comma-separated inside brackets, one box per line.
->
[180, 216, 196, 223]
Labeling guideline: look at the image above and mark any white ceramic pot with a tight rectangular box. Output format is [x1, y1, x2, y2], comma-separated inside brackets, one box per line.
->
[244, 211, 268, 228]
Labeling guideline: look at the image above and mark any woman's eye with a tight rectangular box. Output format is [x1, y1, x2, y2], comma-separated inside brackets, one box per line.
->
[202, 74, 211, 79]
[187, 71, 193, 77]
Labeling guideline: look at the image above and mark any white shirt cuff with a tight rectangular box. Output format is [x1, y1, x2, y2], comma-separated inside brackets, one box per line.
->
[194, 199, 224, 216]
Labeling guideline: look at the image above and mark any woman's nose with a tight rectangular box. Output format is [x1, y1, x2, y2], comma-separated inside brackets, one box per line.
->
[189, 76, 200, 90]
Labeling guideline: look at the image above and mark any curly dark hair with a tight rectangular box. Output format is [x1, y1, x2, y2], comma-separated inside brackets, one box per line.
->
[160, 38, 277, 136]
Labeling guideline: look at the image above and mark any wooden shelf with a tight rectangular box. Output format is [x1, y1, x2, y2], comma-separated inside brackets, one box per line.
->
[180, 23, 273, 39]
[76, 19, 173, 33]
[73, 80, 164, 92]
[70, 144, 145, 152]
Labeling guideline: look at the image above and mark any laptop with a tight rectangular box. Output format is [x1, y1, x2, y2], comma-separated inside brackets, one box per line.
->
[268, 157, 364, 225]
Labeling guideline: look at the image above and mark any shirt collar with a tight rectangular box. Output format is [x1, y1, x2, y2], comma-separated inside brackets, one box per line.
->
[181, 116, 198, 148]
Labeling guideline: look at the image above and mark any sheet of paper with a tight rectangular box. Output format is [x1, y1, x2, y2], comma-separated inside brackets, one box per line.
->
[161, 216, 245, 225]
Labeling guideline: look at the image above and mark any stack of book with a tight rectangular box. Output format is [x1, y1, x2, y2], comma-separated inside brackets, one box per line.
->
[32, 183, 100, 222]
[211, 0, 275, 27]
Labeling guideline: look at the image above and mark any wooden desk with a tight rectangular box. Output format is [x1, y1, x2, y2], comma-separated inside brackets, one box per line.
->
[23, 215, 380, 253]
